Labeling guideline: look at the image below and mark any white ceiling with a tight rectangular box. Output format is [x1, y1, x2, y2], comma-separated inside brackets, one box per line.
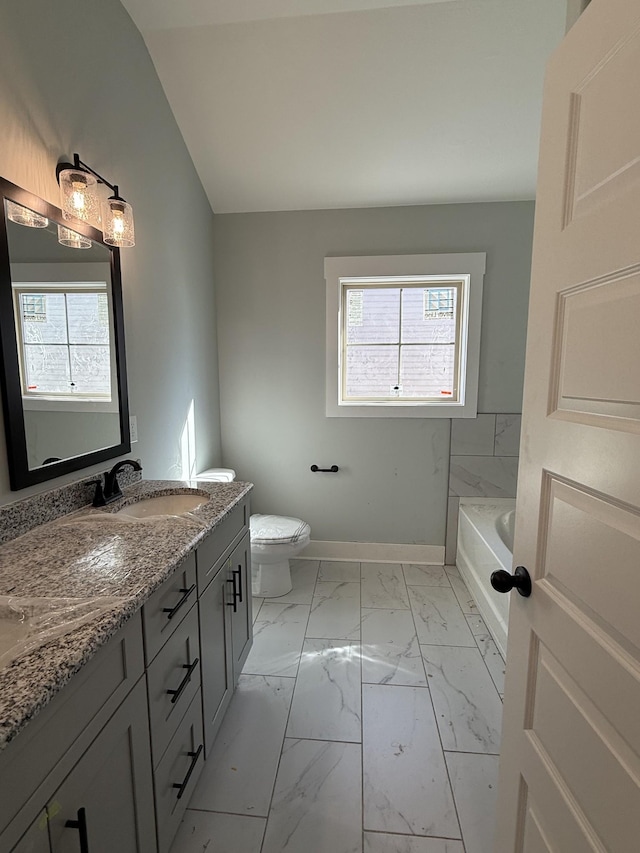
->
[121, 0, 567, 213]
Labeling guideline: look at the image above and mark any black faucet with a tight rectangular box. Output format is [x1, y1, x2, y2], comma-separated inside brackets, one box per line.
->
[92, 459, 143, 507]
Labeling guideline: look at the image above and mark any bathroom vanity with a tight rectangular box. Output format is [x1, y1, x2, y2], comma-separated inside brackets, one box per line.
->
[0, 479, 252, 853]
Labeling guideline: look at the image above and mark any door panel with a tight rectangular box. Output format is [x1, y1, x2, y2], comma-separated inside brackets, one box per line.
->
[496, 1, 640, 849]
[552, 271, 640, 425]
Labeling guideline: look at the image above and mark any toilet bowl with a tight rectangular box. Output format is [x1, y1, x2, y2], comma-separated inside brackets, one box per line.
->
[197, 470, 311, 598]
[250, 514, 311, 597]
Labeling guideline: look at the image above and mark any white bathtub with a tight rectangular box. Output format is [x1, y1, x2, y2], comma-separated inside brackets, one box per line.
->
[456, 498, 515, 657]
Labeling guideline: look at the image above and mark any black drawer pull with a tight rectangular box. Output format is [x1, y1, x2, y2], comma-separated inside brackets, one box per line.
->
[66, 807, 90, 853]
[166, 657, 199, 705]
[234, 566, 243, 603]
[310, 464, 339, 473]
[173, 744, 203, 800]
[163, 584, 196, 620]
[226, 576, 238, 613]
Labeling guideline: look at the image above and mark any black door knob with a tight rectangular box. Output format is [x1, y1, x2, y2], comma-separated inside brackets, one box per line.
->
[490, 565, 532, 598]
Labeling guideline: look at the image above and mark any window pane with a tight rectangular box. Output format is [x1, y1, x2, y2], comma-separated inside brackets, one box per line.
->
[67, 293, 110, 344]
[401, 287, 457, 344]
[400, 344, 456, 398]
[346, 288, 400, 344]
[345, 346, 399, 398]
[20, 293, 68, 344]
[23, 344, 71, 393]
[70, 345, 112, 395]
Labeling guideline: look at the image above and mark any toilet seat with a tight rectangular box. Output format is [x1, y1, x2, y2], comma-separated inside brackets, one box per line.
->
[250, 514, 310, 545]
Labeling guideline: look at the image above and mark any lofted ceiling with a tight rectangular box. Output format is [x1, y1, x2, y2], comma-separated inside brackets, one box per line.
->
[121, 0, 567, 213]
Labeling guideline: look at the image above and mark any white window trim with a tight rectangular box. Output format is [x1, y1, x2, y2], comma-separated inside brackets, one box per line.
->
[325, 253, 486, 418]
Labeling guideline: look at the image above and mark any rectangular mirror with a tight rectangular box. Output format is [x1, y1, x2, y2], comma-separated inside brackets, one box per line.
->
[0, 177, 130, 489]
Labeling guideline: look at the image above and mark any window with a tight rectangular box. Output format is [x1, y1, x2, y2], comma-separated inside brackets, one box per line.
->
[325, 254, 486, 418]
[13, 282, 113, 403]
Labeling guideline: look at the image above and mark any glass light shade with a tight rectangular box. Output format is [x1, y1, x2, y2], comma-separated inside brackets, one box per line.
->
[57, 224, 92, 249]
[102, 197, 135, 247]
[6, 200, 48, 228]
[59, 168, 101, 225]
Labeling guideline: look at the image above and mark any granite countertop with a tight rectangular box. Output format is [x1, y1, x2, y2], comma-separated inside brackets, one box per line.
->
[0, 478, 252, 750]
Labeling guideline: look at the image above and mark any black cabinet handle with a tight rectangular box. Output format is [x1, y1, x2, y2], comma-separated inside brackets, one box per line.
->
[234, 566, 243, 603]
[66, 807, 90, 853]
[172, 744, 203, 800]
[310, 464, 339, 473]
[226, 576, 238, 613]
[163, 584, 196, 620]
[491, 566, 532, 598]
[166, 657, 199, 705]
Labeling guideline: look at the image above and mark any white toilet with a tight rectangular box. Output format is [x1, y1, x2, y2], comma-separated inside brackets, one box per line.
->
[249, 514, 311, 597]
[197, 469, 311, 598]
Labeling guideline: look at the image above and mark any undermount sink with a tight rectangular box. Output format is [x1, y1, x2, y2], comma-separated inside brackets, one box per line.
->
[113, 492, 209, 519]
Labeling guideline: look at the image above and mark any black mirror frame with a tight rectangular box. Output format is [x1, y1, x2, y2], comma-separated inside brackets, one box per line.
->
[0, 177, 131, 490]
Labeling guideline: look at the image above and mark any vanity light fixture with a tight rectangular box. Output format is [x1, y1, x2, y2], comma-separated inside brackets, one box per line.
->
[57, 224, 92, 249]
[56, 153, 135, 248]
[6, 200, 48, 228]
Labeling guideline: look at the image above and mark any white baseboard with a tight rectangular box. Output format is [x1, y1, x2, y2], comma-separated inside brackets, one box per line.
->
[299, 539, 444, 565]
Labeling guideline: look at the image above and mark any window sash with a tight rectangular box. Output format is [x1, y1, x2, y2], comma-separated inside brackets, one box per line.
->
[13, 284, 112, 400]
[340, 280, 464, 403]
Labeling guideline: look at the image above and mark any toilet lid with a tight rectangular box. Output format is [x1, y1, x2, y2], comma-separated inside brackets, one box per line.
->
[250, 514, 310, 545]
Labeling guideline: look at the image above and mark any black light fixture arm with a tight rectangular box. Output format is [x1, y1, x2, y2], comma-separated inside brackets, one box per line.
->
[56, 153, 125, 200]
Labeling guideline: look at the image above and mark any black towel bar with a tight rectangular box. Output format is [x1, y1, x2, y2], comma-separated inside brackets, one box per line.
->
[310, 464, 339, 473]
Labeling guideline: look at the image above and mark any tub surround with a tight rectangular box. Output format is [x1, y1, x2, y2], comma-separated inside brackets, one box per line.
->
[0, 478, 252, 750]
[446, 413, 521, 564]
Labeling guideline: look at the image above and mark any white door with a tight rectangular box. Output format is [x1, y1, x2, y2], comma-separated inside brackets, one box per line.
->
[496, 1, 640, 850]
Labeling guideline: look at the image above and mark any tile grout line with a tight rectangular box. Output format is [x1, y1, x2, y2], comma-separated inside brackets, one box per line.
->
[258, 558, 323, 853]
[240, 561, 495, 853]
[403, 560, 467, 853]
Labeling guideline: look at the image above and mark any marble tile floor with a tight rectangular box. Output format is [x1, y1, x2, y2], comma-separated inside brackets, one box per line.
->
[170, 559, 505, 853]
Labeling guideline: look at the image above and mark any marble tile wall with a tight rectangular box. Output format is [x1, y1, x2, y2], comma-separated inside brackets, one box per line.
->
[446, 414, 521, 563]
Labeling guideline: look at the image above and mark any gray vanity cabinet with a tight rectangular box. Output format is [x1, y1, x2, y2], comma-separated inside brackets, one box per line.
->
[198, 562, 233, 752]
[197, 500, 252, 754]
[11, 814, 49, 852]
[46, 678, 156, 853]
[0, 613, 154, 853]
[0, 496, 252, 853]
[228, 531, 252, 684]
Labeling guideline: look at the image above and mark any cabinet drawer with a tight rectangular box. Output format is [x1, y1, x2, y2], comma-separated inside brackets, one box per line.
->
[143, 551, 197, 663]
[147, 603, 201, 767]
[0, 613, 144, 848]
[154, 690, 205, 853]
[196, 499, 248, 592]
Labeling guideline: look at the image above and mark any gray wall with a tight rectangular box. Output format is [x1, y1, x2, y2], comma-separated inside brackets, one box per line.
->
[24, 411, 121, 469]
[214, 203, 534, 544]
[0, 0, 222, 504]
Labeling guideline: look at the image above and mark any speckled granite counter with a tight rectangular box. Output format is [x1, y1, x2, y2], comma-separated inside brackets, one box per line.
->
[0, 478, 252, 750]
